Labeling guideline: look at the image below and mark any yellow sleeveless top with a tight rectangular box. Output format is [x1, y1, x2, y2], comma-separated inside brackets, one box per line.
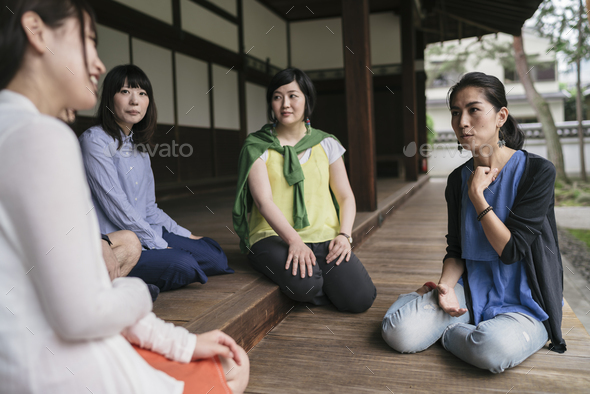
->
[249, 143, 340, 245]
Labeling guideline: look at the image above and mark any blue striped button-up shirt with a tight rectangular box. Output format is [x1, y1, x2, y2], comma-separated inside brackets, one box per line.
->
[79, 125, 190, 249]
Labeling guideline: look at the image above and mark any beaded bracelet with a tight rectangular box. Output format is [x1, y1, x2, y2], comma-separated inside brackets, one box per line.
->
[477, 205, 493, 221]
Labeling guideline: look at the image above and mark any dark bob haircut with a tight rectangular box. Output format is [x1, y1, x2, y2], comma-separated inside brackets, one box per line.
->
[0, 0, 96, 90]
[266, 68, 316, 123]
[95, 64, 157, 151]
[447, 72, 525, 150]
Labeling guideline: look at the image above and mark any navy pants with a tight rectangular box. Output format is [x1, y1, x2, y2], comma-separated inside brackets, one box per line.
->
[128, 229, 233, 292]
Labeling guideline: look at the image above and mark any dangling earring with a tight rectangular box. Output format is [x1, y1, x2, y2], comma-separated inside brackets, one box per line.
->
[457, 140, 463, 152]
[272, 120, 278, 136]
[305, 118, 312, 135]
[497, 128, 506, 148]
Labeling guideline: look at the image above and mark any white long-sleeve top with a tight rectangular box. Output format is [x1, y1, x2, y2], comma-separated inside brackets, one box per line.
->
[0, 90, 196, 394]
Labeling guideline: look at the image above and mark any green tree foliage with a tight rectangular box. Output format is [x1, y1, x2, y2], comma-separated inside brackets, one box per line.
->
[533, 0, 590, 66]
[534, 0, 589, 180]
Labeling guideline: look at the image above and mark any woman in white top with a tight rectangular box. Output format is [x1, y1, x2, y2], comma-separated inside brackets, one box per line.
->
[0, 1, 249, 393]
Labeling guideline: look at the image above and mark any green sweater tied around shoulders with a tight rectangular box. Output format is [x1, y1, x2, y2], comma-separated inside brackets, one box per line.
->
[232, 124, 341, 254]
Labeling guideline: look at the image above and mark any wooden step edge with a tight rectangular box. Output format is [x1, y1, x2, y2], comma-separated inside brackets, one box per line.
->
[183, 277, 296, 352]
[352, 174, 430, 247]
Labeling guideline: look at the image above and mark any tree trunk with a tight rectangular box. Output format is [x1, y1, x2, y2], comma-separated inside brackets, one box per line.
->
[513, 33, 568, 182]
[577, 0, 587, 181]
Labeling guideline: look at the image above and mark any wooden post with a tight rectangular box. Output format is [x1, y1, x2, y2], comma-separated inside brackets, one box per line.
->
[237, 0, 247, 145]
[401, 0, 419, 181]
[416, 30, 428, 174]
[342, 0, 377, 211]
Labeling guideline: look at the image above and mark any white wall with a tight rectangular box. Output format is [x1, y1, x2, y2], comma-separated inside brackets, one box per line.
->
[132, 38, 175, 124]
[524, 139, 590, 176]
[243, 0, 288, 68]
[508, 100, 564, 123]
[79, 24, 130, 117]
[428, 98, 565, 133]
[425, 139, 590, 178]
[212, 64, 240, 129]
[428, 109, 451, 133]
[114, 0, 172, 24]
[175, 53, 210, 128]
[424, 143, 471, 177]
[370, 12, 401, 65]
[246, 82, 267, 134]
[181, 0, 239, 52]
[290, 17, 343, 70]
[289, 13, 401, 70]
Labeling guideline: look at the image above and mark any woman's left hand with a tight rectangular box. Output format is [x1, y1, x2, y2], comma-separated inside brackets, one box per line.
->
[192, 330, 244, 366]
[326, 235, 351, 265]
[189, 234, 203, 240]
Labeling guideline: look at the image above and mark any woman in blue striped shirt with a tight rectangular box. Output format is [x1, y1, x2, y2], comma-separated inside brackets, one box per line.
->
[80, 65, 233, 294]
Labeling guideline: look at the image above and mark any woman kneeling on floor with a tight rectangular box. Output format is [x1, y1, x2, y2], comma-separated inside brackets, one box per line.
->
[233, 68, 376, 313]
[381, 72, 566, 373]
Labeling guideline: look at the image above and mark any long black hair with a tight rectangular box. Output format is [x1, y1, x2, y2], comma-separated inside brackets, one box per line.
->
[95, 64, 157, 151]
[266, 68, 316, 123]
[0, 0, 95, 90]
[447, 72, 525, 150]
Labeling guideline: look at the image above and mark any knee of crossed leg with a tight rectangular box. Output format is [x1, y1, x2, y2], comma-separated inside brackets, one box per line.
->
[164, 252, 199, 290]
[120, 230, 142, 262]
[460, 329, 517, 373]
[381, 310, 425, 353]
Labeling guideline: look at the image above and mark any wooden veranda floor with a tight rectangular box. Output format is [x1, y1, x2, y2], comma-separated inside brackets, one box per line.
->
[244, 180, 590, 394]
[154, 177, 419, 349]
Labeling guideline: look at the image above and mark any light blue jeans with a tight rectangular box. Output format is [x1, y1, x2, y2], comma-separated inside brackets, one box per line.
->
[381, 284, 549, 373]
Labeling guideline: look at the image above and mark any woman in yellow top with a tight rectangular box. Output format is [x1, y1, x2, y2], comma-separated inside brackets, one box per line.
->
[234, 68, 376, 312]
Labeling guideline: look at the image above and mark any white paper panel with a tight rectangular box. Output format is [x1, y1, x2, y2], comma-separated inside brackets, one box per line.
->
[243, 0, 288, 68]
[132, 38, 175, 124]
[181, 0, 239, 53]
[113, 0, 172, 24]
[246, 82, 267, 134]
[212, 64, 240, 130]
[208, 0, 237, 16]
[370, 12, 401, 65]
[175, 53, 211, 128]
[290, 17, 343, 70]
[79, 24, 130, 117]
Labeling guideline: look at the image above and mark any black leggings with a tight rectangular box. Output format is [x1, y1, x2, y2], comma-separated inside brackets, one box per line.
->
[248, 236, 376, 313]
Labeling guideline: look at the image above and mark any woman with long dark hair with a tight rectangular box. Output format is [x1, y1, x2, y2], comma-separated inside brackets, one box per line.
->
[79, 64, 234, 297]
[0, 1, 248, 392]
[233, 68, 376, 312]
[381, 72, 565, 373]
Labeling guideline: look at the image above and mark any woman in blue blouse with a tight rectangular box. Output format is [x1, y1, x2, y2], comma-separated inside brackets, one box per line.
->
[381, 72, 565, 373]
[80, 65, 233, 295]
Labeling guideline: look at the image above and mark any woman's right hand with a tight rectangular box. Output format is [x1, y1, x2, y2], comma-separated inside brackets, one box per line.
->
[437, 283, 468, 317]
[285, 240, 316, 278]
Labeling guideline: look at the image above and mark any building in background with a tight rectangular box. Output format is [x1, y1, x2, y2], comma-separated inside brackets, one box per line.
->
[424, 28, 590, 177]
[74, 0, 543, 210]
[426, 29, 565, 134]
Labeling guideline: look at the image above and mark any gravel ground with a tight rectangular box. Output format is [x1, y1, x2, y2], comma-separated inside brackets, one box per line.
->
[558, 227, 590, 283]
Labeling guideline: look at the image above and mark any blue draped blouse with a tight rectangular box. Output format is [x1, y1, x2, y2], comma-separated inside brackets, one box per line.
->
[460, 150, 548, 325]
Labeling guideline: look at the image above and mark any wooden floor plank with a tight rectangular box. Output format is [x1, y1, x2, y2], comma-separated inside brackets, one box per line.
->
[246, 181, 590, 394]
